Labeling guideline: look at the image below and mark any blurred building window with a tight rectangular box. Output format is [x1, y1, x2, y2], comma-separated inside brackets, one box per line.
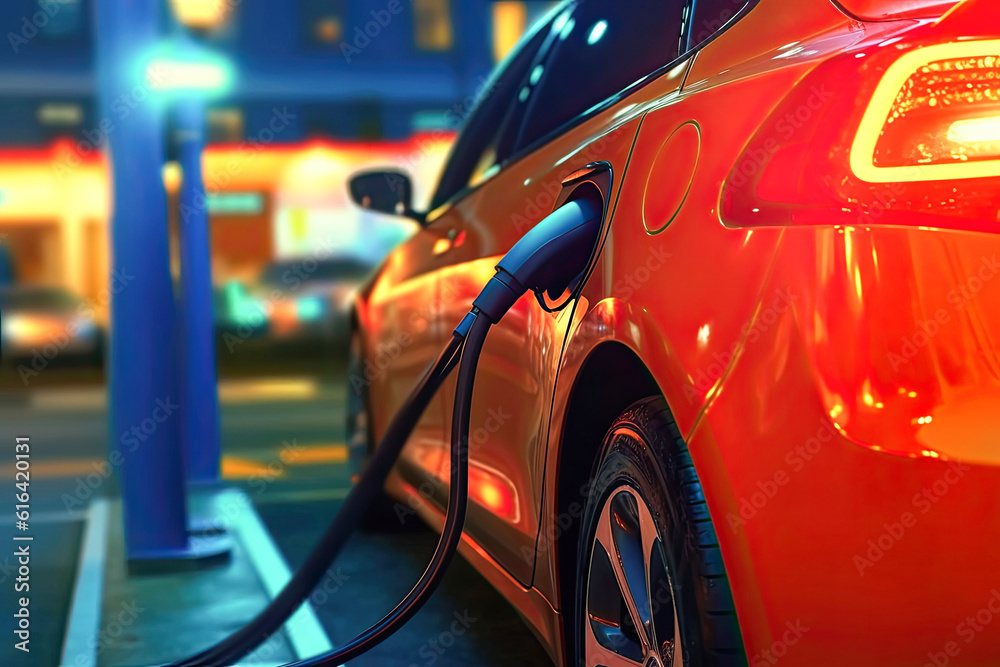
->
[37, 103, 84, 127]
[301, 0, 348, 46]
[491, 2, 558, 63]
[207, 193, 264, 215]
[37, 101, 88, 145]
[413, 0, 453, 52]
[207, 108, 245, 144]
[412, 110, 451, 132]
[39, 0, 84, 39]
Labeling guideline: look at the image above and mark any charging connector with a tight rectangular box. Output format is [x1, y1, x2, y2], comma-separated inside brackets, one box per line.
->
[472, 197, 604, 323]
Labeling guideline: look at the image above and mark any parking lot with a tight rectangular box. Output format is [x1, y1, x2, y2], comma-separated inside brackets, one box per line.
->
[0, 359, 552, 666]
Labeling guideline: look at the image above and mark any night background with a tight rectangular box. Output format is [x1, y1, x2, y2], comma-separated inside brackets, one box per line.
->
[0, 1, 558, 665]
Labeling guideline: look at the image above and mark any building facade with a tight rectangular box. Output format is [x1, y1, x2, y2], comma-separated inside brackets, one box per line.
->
[0, 0, 557, 305]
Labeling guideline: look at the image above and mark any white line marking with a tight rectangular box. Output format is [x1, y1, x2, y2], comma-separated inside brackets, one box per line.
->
[59, 500, 106, 667]
[221, 488, 336, 660]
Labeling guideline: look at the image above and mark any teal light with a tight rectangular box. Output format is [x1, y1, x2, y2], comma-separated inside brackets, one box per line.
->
[587, 20, 608, 45]
[225, 282, 264, 326]
[552, 10, 570, 33]
[141, 37, 234, 98]
[297, 297, 325, 322]
[207, 193, 264, 215]
[147, 57, 232, 94]
[529, 64, 544, 86]
[559, 17, 575, 40]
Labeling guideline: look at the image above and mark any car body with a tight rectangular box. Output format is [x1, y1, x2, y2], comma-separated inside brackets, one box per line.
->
[350, 0, 1000, 665]
[0, 286, 103, 368]
[252, 256, 375, 348]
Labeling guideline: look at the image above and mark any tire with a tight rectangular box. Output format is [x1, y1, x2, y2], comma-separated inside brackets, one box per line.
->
[574, 397, 746, 667]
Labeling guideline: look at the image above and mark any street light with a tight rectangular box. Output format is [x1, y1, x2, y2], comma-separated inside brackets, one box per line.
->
[144, 34, 233, 487]
[146, 56, 232, 95]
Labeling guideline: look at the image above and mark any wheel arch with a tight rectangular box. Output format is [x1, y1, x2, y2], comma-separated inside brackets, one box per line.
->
[552, 341, 662, 626]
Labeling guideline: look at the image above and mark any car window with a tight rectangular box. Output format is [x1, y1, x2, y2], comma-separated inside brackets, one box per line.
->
[514, 0, 687, 152]
[428, 5, 561, 211]
[687, 0, 750, 49]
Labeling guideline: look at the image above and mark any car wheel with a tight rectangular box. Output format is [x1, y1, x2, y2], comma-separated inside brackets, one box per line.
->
[575, 397, 746, 667]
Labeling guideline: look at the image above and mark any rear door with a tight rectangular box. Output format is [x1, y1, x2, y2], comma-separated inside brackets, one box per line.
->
[432, 0, 692, 585]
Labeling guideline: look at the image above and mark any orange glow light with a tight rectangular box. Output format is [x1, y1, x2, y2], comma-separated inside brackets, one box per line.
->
[492, 2, 528, 63]
[168, 0, 232, 30]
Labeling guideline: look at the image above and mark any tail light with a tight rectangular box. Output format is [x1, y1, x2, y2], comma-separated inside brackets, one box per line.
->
[722, 1, 1000, 233]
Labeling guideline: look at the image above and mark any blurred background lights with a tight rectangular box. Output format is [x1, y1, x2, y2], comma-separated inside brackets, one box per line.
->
[168, 0, 233, 30]
[587, 19, 608, 45]
[146, 58, 232, 93]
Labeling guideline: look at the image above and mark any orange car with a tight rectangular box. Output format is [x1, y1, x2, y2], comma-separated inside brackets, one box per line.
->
[347, 1, 1000, 665]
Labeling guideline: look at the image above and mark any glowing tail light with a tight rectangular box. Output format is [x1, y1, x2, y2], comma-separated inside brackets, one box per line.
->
[722, 29, 1000, 233]
[854, 44, 1000, 181]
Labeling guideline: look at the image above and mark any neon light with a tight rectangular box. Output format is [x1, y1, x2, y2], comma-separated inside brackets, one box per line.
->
[850, 40, 1000, 183]
[146, 59, 231, 93]
[947, 117, 1000, 144]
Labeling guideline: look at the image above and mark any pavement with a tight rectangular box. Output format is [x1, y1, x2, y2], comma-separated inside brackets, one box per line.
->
[0, 361, 552, 667]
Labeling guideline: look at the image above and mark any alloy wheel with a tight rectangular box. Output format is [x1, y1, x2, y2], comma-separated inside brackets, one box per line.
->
[584, 484, 683, 667]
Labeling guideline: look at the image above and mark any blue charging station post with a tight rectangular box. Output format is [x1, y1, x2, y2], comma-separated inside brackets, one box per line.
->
[176, 95, 223, 486]
[96, 0, 229, 572]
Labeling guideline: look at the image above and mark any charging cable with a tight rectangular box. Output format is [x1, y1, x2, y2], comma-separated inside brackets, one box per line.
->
[167, 191, 605, 666]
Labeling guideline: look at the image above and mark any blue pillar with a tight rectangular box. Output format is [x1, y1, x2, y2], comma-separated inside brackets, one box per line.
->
[176, 97, 223, 485]
[96, 0, 228, 570]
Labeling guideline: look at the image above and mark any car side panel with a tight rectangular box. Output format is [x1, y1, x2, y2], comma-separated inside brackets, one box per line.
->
[536, 0, 858, 618]
[427, 109, 655, 586]
[359, 223, 455, 488]
[695, 224, 1000, 664]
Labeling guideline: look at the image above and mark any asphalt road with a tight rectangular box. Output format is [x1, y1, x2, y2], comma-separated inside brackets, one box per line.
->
[0, 361, 552, 667]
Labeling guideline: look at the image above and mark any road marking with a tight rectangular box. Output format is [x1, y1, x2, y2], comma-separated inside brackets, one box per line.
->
[24, 377, 330, 412]
[218, 378, 320, 403]
[222, 457, 287, 480]
[0, 458, 102, 479]
[60, 500, 106, 667]
[1, 509, 87, 526]
[221, 443, 347, 480]
[221, 488, 335, 660]
[5, 444, 348, 481]
[280, 444, 347, 464]
[58, 495, 328, 666]
[30, 389, 105, 412]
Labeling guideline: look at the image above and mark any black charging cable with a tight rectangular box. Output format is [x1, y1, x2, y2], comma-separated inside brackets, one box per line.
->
[167, 332, 465, 667]
[166, 196, 604, 666]
[284, 312, 491, 666]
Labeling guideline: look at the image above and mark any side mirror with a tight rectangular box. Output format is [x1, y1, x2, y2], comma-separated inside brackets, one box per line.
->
[348, 169, 416, 219]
